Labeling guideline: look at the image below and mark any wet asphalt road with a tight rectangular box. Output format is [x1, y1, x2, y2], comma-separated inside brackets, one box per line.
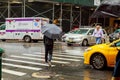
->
[0, 41, 113, 80]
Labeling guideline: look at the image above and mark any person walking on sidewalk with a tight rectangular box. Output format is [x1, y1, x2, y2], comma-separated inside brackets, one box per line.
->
[43, 35, 54, 67]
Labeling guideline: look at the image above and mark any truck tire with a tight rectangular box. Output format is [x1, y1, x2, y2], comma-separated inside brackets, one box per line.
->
[24, 36, 31, 43]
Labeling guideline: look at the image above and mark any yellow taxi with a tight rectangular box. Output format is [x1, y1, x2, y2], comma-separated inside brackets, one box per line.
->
[84, 39, 120, 70]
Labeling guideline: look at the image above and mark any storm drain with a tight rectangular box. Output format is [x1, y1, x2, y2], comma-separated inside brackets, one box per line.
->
[32, 71, 56, 79]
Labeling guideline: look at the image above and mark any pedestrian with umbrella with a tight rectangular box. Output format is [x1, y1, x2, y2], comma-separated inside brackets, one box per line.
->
[41, 20, 62, 67]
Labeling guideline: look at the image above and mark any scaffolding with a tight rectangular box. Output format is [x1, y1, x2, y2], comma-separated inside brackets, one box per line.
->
[0, 0, 94, 32]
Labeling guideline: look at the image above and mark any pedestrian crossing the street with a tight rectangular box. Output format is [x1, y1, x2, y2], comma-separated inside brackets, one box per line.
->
[2, 51, 83, 78]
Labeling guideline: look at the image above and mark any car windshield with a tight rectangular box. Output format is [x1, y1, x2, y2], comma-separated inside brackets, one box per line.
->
[71, 29, 88, 34]
[114, 29, 120, 33]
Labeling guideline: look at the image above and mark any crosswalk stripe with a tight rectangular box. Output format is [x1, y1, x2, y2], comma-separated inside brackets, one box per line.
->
[10, 55, 69, 64]
[2, 69, 26, 76]
[2, 58, 55, 67]
[22, 54, 80, 61]
[34, 52, 83, 59]
[2, 63, 42, 71]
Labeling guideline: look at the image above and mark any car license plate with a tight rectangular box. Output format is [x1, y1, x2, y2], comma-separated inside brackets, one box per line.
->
[68, 39, 73, 42]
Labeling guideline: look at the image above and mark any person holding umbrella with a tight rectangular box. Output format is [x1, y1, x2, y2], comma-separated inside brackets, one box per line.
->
[41, 20, 62, 67]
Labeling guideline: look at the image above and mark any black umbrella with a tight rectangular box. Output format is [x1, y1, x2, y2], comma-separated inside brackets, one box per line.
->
[41, 24, 62, 39]
[91, 0, 120, 18]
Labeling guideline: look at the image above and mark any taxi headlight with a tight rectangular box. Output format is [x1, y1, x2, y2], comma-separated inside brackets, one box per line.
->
[85, 48, 92, 52]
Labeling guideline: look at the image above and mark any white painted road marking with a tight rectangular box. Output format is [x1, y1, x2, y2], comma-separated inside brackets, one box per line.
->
[10, 55, 69, 64]
[34, 52, 83, 59]
[2, 63, 42, 71]
[2, 58, 55, 67]
[22, 54, 80, 61]
[2, 69, 26, 76]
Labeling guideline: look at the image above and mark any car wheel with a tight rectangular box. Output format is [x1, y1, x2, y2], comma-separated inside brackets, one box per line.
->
[1, 39, 6, 42]
[82, 39, 88, 46]
[90, 54, 106, 70]
[67, 43, 72, 46]
[24, 36, 31, 43]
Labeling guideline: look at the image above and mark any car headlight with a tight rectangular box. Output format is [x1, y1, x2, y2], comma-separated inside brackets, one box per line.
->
[85, 48, 92, 52]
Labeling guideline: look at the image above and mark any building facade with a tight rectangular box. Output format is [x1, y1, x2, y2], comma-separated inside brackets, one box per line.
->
[0, 0, 111, 32]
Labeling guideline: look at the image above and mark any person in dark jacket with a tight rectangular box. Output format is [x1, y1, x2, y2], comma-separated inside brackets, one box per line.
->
[43, 35, 54, 66]
[112, 49, 120, 80]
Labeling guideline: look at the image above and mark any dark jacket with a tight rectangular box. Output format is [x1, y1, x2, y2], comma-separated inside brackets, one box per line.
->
[43, 36, 54, 45]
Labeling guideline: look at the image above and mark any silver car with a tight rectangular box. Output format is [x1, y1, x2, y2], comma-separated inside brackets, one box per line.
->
[64, 28, 109, 46]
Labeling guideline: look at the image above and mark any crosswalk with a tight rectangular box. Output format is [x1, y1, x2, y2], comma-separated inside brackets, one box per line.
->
[2, 51, 83, 78]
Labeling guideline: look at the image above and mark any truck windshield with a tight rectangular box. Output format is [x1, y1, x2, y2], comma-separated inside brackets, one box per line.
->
[0, 24, 6, 30]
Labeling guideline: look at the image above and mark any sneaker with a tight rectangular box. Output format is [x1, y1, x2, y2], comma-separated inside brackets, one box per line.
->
[48, 61, 52, 67]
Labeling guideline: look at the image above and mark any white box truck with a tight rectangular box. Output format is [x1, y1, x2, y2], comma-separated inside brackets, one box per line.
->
[0, 17, 49, 42]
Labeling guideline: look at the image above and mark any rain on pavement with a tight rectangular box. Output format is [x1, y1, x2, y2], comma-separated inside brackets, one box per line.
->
[0, 41, 113, 80]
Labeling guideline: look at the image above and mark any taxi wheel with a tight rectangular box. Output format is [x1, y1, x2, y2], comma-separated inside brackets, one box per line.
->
[90, 54, 107, 70]
[82, 39, 88, 46]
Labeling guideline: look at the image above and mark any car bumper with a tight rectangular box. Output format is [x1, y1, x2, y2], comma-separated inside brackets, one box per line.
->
[66, 39, 83, 44]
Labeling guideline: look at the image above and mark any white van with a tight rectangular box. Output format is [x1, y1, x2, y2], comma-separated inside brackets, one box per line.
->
[0, 17, 49, 42]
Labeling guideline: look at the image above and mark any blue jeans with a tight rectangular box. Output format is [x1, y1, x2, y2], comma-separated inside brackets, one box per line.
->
[96, 37, 101, 44]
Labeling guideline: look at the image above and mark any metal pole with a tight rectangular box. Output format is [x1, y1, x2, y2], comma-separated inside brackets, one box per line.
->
[70, 4, 73, 30]
[60, 3, 62, 28]
[23, 0, 25, 17]
[52, 3, 55, 21]
[96, 17, 98, 23]
[8, 1, 10, 18]
[22, 0, 24, 17]
[104, 17, 105, 27]
[79, 7, 82, 28]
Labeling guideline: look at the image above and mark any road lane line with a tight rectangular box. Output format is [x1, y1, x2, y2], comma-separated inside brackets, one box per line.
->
[22, 54, 80, 61]
[34, 52, 83, 59]
[2, 69, 26, 76]
[2, 58, 55, 67]
[2, 63, 42, 71]
[10, 55, 69, 64]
